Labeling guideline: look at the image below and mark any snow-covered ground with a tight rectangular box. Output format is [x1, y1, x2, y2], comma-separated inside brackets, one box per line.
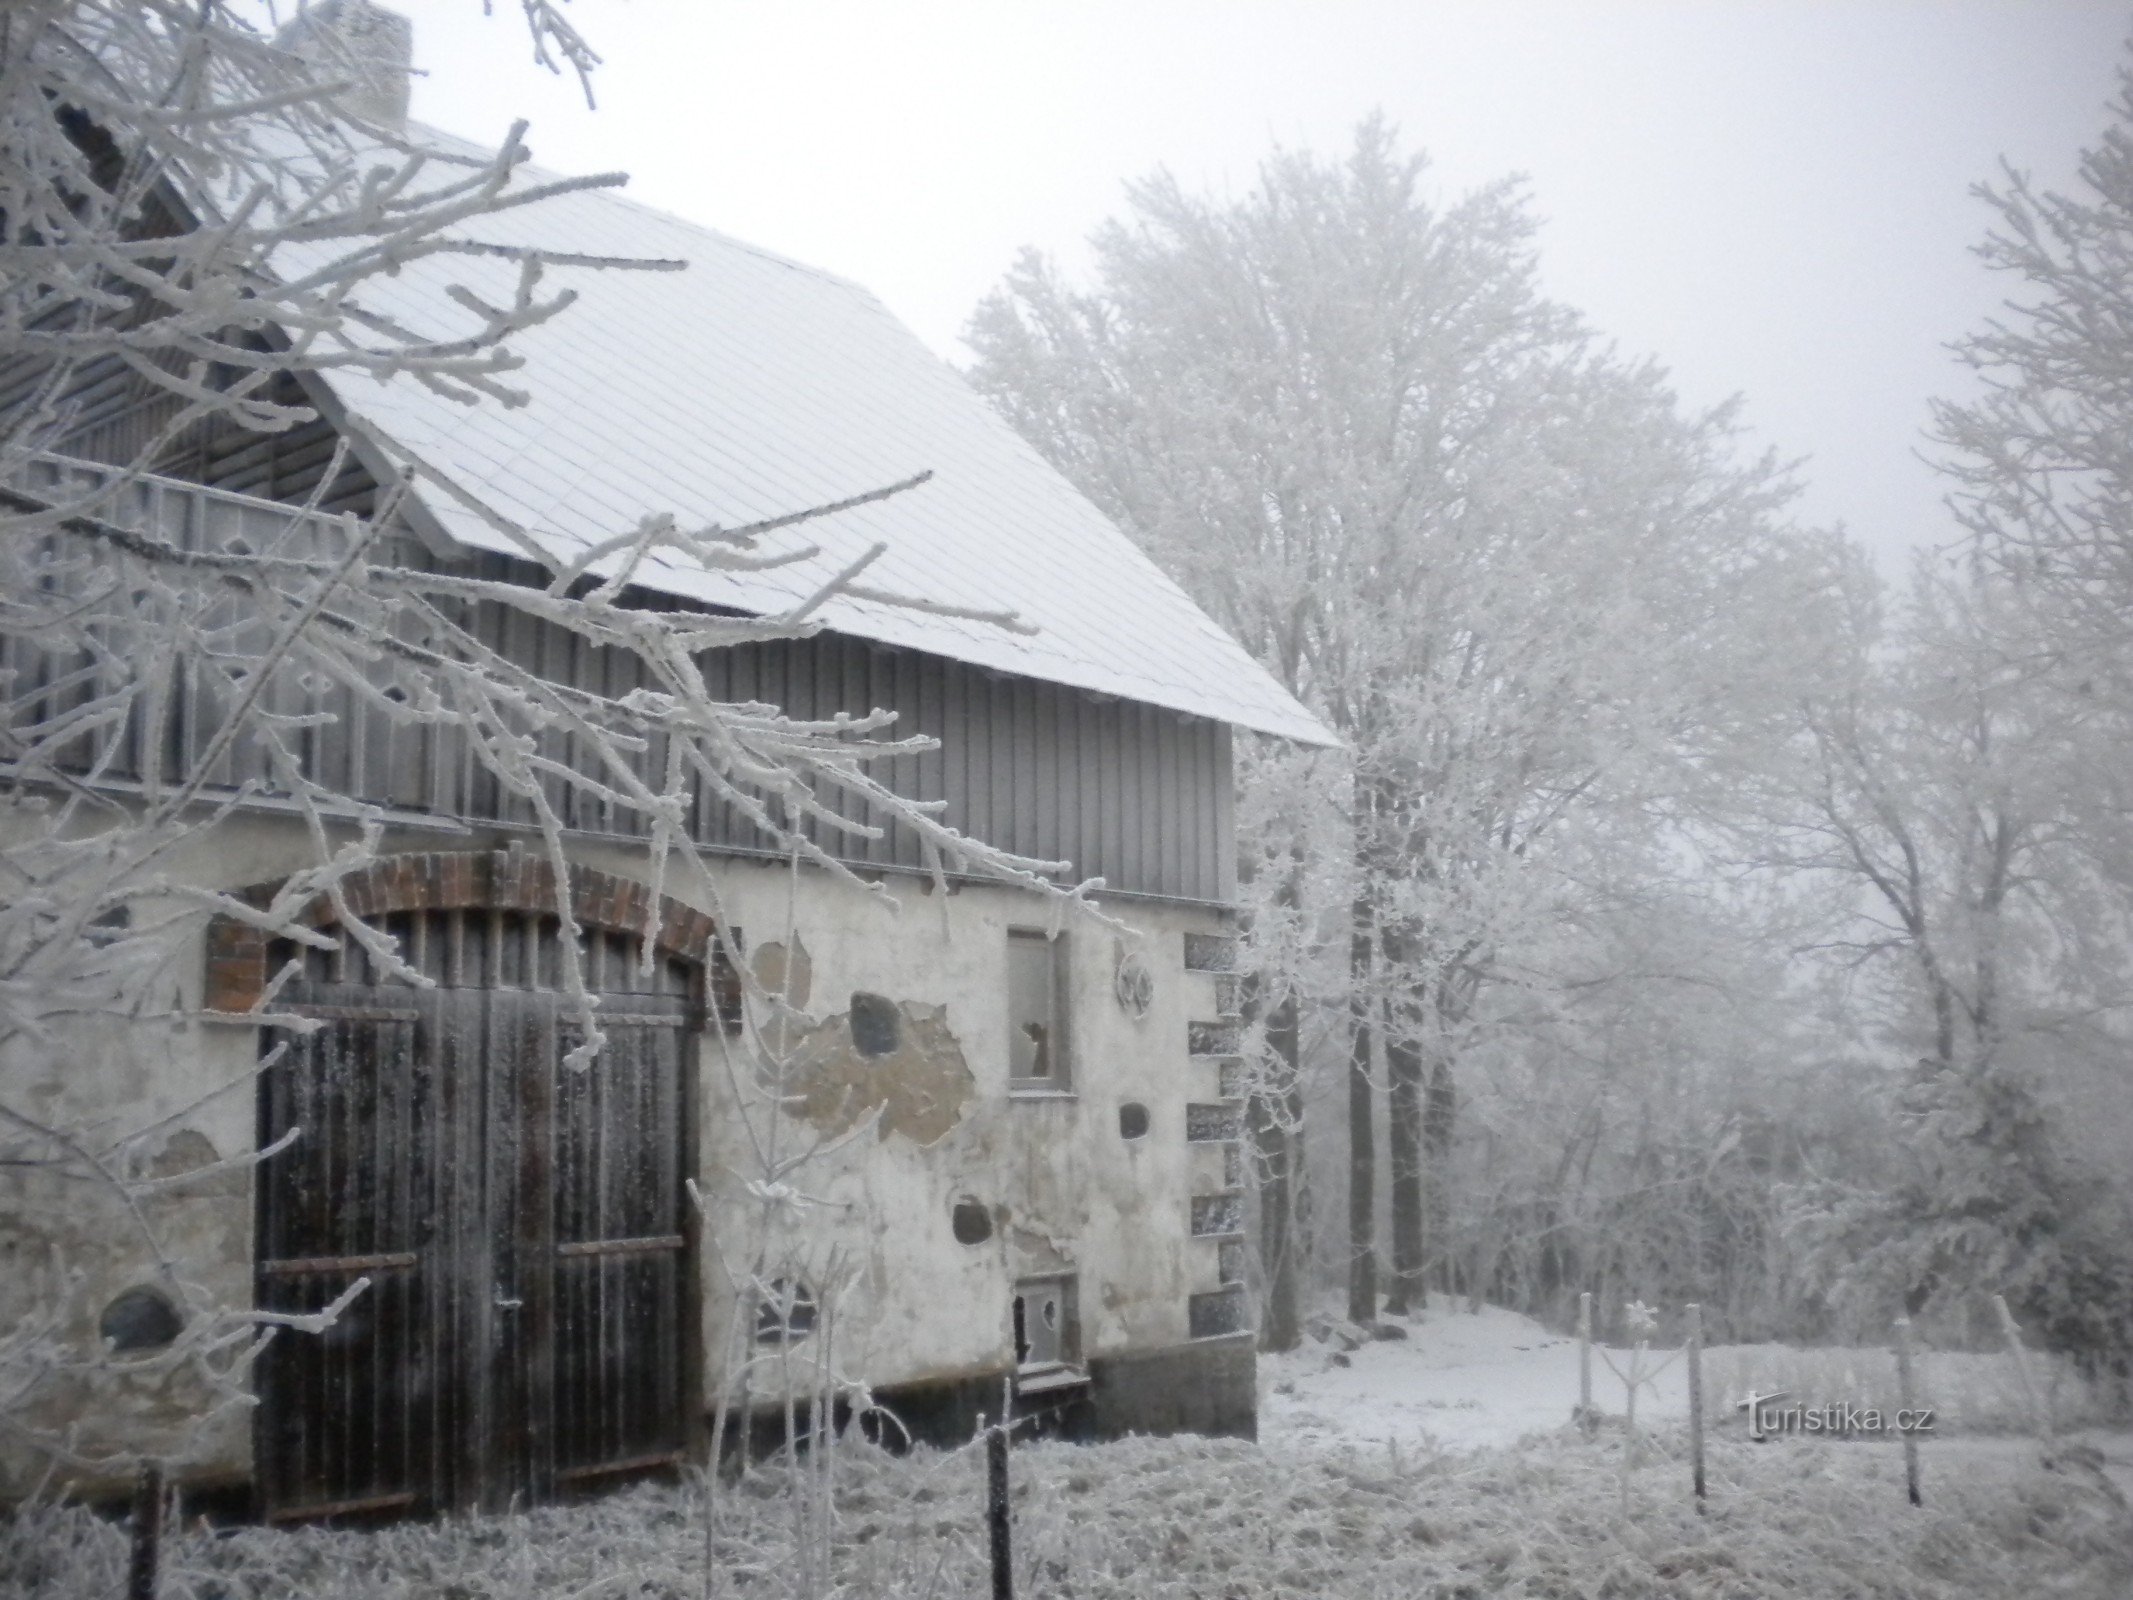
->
[9, 1302, 2132, 1599]
[1261, 1298, 2133, 1501]
[1262, 1301, 1688, 1454]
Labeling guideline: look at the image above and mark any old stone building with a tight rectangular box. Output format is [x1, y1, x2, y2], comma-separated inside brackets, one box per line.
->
[0, 4, 1331, 1519]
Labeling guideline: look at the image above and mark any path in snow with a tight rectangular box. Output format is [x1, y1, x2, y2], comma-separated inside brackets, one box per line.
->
[1258, 1302, 1673, 1455]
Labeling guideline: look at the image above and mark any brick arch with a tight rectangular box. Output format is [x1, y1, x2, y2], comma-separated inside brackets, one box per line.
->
[204, 848, 733, 1016]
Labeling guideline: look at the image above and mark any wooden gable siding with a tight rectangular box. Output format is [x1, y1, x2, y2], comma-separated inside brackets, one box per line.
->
[6, 458, 1236, 904]
[0, 291, 379, 519]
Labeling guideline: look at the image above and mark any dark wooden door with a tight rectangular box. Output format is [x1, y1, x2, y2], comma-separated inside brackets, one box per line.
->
[255, 908, 697, 1519]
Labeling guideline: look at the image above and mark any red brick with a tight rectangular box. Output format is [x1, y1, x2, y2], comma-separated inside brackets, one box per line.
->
[408, 854, 439, 909]
[438, 852, 474, 909]
[342, 871, 377, 919]
[203, 917, 267, 1013]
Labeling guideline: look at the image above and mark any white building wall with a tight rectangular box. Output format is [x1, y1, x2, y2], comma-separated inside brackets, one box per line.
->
[1, 811, 1243, 1496]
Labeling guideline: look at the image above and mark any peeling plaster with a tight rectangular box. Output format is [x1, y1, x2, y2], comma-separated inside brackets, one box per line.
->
[781, 999, 974, 1146]
[751, 935, 813, 1010]
[143, 1128, 243, 1196]
[1009, 1224, 1075, 1277]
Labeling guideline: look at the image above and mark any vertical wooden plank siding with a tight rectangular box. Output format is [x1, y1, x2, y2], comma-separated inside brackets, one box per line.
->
[10, 467, 1241, 903]
[255, 912, 698, 1518]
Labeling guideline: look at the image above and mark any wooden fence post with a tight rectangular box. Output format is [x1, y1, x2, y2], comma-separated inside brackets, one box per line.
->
[1685, 1303, 1706, 1506]
[128, 1461, 164, 1600]
[1577, 1291, 1595, 1436]
[1893, 1316, 1923, 1507]
[986, 1420, 1013, 1600]
[1993, 1294, 2054, 1445]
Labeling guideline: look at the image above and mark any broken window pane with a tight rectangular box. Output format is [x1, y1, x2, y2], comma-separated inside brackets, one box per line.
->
[1012, 1275, 1076, 1368]
[1007, 930, 1065, 1087]
[1189, 1286, 1250, 1339]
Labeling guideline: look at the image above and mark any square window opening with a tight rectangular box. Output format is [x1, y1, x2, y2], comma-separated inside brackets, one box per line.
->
[1007, 929, 1070, 1091]
[1012, 1274, 1079, 1371]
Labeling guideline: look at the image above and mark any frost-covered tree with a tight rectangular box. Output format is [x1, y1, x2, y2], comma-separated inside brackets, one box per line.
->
[1933, 61, 2133, 715]
[968, 117, 1828, 1334]
[1744, 555, 2133, 1367]
[0, 2, 1078, 1488]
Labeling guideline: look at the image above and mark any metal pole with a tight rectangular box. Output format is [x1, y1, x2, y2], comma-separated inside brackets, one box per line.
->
[1893, 1316, 1924, 1507]
[1686, 1303, 1706, 1505]
[986, 1421, 1013, 1600]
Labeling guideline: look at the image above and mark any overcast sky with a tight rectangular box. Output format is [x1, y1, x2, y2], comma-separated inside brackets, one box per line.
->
[403, 1, 2130, 573]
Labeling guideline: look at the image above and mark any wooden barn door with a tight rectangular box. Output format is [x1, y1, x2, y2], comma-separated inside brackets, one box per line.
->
[255, 908, 698, 1519]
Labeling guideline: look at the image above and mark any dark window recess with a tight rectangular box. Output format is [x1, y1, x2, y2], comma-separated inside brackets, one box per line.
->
[1182, 933, 1238, 974]
[1223, 1142, 1245, 1188]
[85, 905, 132, 946]
[1012, 1276, 1076, 1368]
[1190, 1193, 1244, 1237]
[1218, 1240, 1247, 1285]
[1219, 1059, 1249, 1099]
[848, 992, 901, 1057]
[1189, 1286, 1250, 1339]
[754, 1277, 818, 1344]
[100, 1286, 183, 1352]
[1188, 1021, 1241, 1057]
[951, 1197, 994, 1245]
[1118, 1101, 1151, 1140]
[1008, 930, 1068, 1088]
[1211, 973, 1243, 1017]
[1185, 1102, 1243, 1143]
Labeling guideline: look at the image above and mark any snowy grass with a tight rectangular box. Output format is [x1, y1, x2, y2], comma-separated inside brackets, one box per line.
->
[6, 1423, 2131, 1600]
[1706, 1342, 2130, 1436]
[9, 1306, 2128, 1596]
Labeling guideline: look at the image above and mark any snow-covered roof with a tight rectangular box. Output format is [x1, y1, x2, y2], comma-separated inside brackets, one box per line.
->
[312, 130, 1336, 747]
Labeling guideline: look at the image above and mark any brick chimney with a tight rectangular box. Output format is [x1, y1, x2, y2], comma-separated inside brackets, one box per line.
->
[278, 0, 414, 126]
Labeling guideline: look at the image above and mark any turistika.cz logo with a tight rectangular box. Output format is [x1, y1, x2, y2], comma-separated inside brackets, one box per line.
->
[1736, 1390, 1936, 1441]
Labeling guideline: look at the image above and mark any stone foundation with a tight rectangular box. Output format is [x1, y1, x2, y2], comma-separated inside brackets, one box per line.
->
[1088, 1334, 1257, 1441]
[848, 1335, 1256, 1450]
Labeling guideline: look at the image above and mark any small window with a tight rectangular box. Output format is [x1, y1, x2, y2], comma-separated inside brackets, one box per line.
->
[1007, 929, 1069, 1091]
[100, 1286, 182, 1352]
[951, 1196, 994, 1245]
[1012, 1275, 1078, 1370]
[848, 991, 901, 1057]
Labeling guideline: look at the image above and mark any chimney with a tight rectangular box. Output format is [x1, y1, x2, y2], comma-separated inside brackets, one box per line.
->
[278, 0, 414, 126]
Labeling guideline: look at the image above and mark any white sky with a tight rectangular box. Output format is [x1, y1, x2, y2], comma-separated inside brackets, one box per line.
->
[400, 1, 2131, 571]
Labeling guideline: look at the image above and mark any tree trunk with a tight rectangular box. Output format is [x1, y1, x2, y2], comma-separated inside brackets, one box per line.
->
[1383, 946, 1426, 1316]
[1346, 896, 1378, 1328]
[1422, 1054, 1457, 1293]
[1250, 976, 1304, 1352]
